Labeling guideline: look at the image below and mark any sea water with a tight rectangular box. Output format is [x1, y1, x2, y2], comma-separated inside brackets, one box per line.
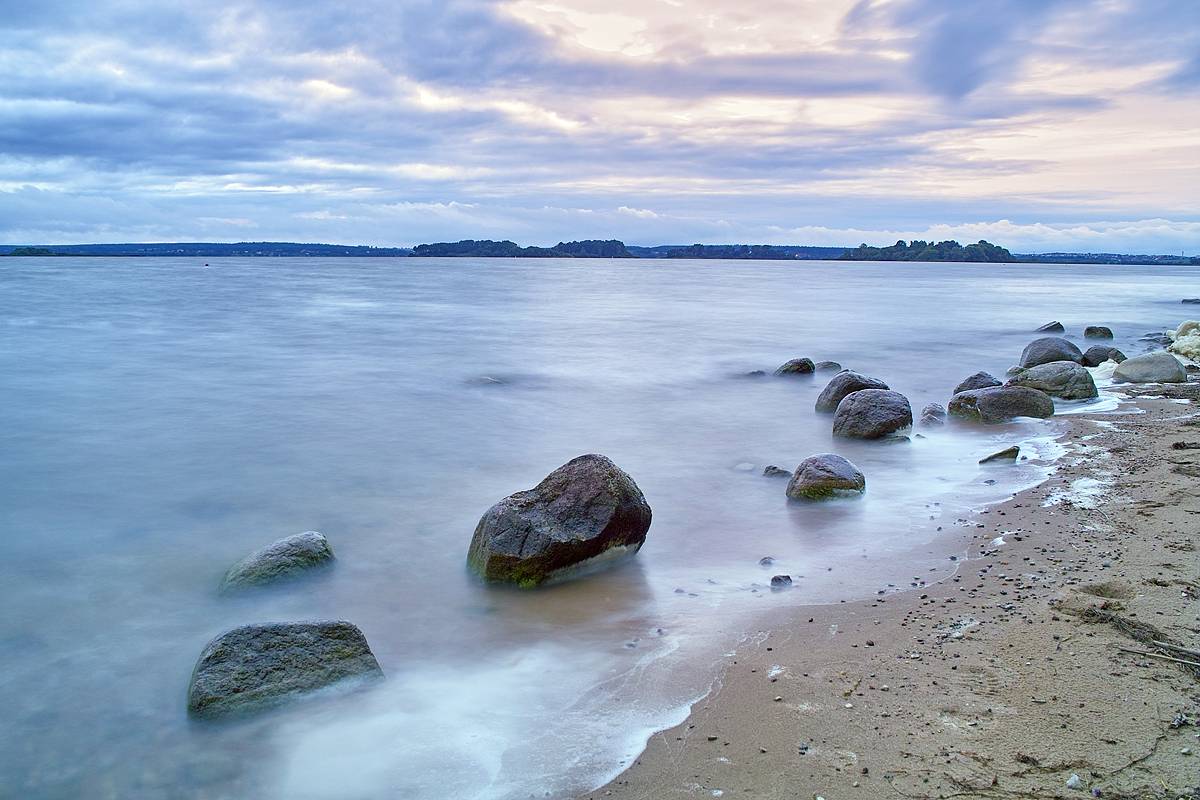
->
[1, 257, 1195, 799]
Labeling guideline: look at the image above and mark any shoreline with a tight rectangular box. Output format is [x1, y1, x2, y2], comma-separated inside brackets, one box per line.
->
[582, 384, 1200, 800]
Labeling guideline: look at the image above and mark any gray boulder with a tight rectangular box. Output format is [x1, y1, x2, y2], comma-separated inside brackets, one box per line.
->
[979, 446, 1019, 463]
[187, 621, 383, 718]
[815, 371, 889, 413]
[1082, 345, 1127, 367]
[1020, 337, 1083, 368]
[948, 386, 1055, 424]
[775, 358, 815, 376]
[1084, 326, 1113, 339]
[832, 389, 912, 439]
[786, 454, 866, 500]
[1005, 360, 1098, 400]
[1036, 321, 1065, 332]
[221, 531, 334, 592]
[467, 454, 651, 587]
[814, 360, 842, 371]
[1112, 351, 1188, 384]
[954, 371, 1002, 394]
[920, 403, 947, 426]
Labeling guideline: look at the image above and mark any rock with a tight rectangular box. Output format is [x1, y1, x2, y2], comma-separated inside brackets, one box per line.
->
[979, 446, 1019, 463]
[743, 370, 767, 378]
[1019, 337, 1083, 368]
[1005, 360, 1098, 400]
[1083, 325, 1113, 339]
[763, 465, 792, 478]
[1082, 345, 1127, 367]
[1112, 351, 1188, 384]
[814, 360, 842, 371]
[786, 454, 866, 500]
[758, 556, 775, 566]
[1184, 299, 1200, 304]
[815, 371, 889, 413]
[467, 454, 652, 587]
[953, 371, 1002, 394]
[187, 621, 383, 718]
[220, 531, 334, 592]
[920, 403, 947, 426]
[948, 386, 1055, 424]
[1065, 773, 1084, 791]
[770, 575, 792, 588]
[1140, 332, 1172, 348]
[775, 358, 815, 375]
[832, 389, 912, 440]
[1036, 321, 1065, 332]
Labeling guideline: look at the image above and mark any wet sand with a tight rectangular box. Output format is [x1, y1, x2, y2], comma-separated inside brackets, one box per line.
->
[583, 383, 1200, 800]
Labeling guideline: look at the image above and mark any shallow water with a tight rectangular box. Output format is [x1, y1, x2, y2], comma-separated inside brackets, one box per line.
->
[1, 257, 1195, 799]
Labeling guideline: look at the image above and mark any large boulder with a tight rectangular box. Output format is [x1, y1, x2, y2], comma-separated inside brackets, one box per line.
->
[786, 454, 866, 500]
[832, 389, 912, 439]
[815, 371, 889, 413]
[954, 371, 1002, 394]
[948, 386, 1055, 424]
[1006, 360, 1098, 400]
[920, 403, 947, 426]
[1020, 337, 1083, 368]
[1082, 345, 1127, 367]
[775, 358, 815, 376]
[1036, 321, 1065, 332]
[220, 531, 334, 592]
[1112, 351, 1188, 384]
[467, 454, 652, 587]
[187, 622, 383, 718]
[1084, 326, 1113, 339]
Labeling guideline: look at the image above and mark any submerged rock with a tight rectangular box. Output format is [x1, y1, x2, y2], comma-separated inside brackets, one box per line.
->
[1035, 321, 1065, 332]
[1019, 337, 1083, 368]
[953, 371, 1002, 395]
[815, 371, 889, 413]
[1005, 360, 1098, 400]
[1083, 325, 1113, 339]
[1082, 345, 1127, 367]
[187, 621, 383, 718]
[770, 575, 792, 588]
[814, 360, 842, 371]
[1112, 351, 1188, 384]
[979, 446, 1020, 463]
[467, 454, 652, 587]
[763, 465, 792, 479]
[786, 454, 866, 500]
[1184, 299, 1200, 305]
[220, 531, 334, 592]
[775, 358, 815, 376]
[832, 389, 912, 440]
[743, 370, 767, 378]
[920, 403, 947, 426]
[948, 386, 1055, 424]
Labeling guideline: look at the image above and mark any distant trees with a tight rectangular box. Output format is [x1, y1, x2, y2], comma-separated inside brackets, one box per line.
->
[411, 239, 633, 258]
[6, 246, 57, 256]
[838, 239, 1015, 263]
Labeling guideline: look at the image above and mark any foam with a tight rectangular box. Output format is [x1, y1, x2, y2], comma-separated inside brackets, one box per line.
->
[1168, 320, 1200, 360]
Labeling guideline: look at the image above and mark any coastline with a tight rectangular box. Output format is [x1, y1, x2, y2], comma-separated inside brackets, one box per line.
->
[582, 384, 1200, 800]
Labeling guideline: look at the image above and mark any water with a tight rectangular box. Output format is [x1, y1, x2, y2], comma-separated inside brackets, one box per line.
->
[1, 257, 1195, 799]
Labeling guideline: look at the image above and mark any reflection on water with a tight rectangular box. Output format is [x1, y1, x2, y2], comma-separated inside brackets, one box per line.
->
[1, 256, 1194, 798]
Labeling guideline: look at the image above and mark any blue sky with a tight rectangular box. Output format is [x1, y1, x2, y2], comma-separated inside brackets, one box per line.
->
[2, 0, 1198, 252]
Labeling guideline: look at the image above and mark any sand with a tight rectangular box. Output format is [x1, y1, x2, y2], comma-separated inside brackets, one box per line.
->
[583, 382, 1200, 800]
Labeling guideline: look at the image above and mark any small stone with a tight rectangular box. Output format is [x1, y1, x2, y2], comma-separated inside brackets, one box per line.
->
[1066, 773, 1084, 790]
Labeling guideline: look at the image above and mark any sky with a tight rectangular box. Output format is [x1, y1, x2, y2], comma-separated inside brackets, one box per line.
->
[2, 0, 1199, 253]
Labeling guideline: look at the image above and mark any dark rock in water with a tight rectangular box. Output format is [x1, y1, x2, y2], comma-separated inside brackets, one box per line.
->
[920, 403, 947, 426]
[1082, 345, 1127, 367]
[187, 621, 383, 718]
[467, 454, 652, 587]
[815, 371, 889, 413]
[763, 465, 792, 479]
[1020, 337, 1083, 368]
[770, 575, 792, 588]
[814, 360, 842, 372]
[1184, 299, 1200, 304]
[1113, 351, 1188, 384]
[758, 556, 775, 566]
[786, 453, 866, 500]
[1084, 325, 1113, 339]
[1036, 321, 1065, 332]
[1005, 360, 1098, 400]
[832, 389, 912, 440]
[466, 375, 507, 386]
[221, 531, 334, 592]
[775, 358, 815, 376]
[743, 370, 767, 378]
[948, 386, 1055, 424]
[953, 371, 1002, 395]
[980, 446, 1020, 463]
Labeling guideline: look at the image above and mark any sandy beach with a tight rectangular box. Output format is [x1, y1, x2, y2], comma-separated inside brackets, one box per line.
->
[584, 382, 1200, 800]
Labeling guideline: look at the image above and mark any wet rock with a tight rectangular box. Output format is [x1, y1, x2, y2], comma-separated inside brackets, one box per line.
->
[1005, 360, 1098, 400]
[1083, 325, 1113, 339]
[758, 556, 775, 566]
[1036, 321, 1065, 332]
[1140, 332, 1172, 348]
[1184, 298, 1200, 304]
[1019, 337, 1084, 368]
[220, 531, 334, 592]
[832, 389, 912, 440]
[815, 371, 889, 413]
[770, 575, 792, 588]
[1082, 345, 1126, 367]
[1112, 351, 1188, 384]
[467, 454, 652, 587]
[814, 360, 842, 371]
[187, 621, 383, 718]
[775, 358, 815, 376]
[953, 371, 1002, 394]
[948, 386, 1055, 424]
[979, 446, 1019, 463]
[763, 465, 793, 479]
[743, 370, 767, 378]
[786, 454, 866, 500]
[920, 403, 947, 426]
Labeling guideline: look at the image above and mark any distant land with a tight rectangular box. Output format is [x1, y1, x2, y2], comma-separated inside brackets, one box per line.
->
[2, 239, 1197, 265]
